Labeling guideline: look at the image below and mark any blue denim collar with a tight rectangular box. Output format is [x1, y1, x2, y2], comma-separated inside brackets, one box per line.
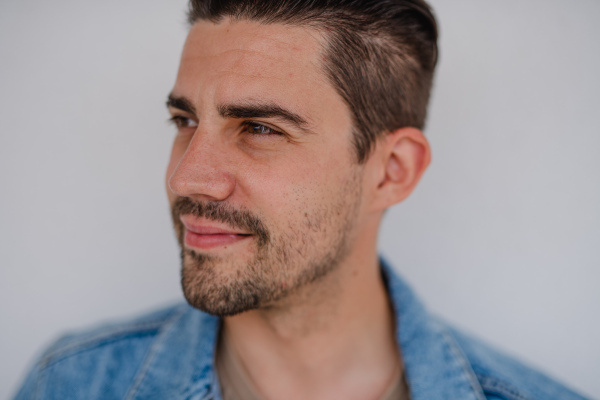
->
[126, 306, 220, 400]
[127, 259, 486, 400]
[381, 258, 486, 400]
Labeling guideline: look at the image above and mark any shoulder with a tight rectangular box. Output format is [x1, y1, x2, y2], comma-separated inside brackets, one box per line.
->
[437, 319, 588, 400]
[13, 303, 195, 400]
[40, 303, 188, 366]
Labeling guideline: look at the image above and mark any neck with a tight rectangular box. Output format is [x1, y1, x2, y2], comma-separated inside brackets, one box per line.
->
[221, 241, 399, 400]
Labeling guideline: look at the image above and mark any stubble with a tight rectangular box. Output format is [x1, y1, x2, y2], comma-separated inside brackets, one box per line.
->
[171, 168, 363, 317]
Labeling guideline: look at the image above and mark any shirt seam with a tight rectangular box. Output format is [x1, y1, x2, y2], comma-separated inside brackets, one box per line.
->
[438, 323, 488, 400]
[123, 305, 189, 400]
[39, 321, 166, 369]
[478, 374, 532, 400]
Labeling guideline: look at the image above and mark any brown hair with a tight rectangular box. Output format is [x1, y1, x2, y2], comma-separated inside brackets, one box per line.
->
[187, 0, 438, 162]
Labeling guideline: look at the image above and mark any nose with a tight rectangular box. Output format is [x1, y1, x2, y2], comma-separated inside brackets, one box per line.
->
[167, 130, 236, 202]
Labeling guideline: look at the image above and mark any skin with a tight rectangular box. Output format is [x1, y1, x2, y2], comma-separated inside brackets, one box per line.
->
[166, 19, 430, 400]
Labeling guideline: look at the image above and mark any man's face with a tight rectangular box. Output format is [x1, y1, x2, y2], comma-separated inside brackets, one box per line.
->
[166, 19, 368, 316]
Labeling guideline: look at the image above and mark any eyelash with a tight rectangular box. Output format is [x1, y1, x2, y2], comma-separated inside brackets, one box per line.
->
[169, 116, 284, 138]
[168, 116, 197, 129]
[242, 122, 284, 136]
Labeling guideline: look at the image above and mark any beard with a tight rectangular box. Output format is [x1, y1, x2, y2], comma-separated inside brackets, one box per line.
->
[170, 171, 362, 317]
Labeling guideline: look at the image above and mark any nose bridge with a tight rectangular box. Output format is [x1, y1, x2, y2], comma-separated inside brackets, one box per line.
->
[168, 127, 235, 201]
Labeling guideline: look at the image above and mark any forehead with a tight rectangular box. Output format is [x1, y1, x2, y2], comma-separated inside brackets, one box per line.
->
[173, 19, 349, 127]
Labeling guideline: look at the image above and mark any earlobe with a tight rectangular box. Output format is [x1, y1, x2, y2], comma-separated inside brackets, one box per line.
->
[372, 127, 431, 211]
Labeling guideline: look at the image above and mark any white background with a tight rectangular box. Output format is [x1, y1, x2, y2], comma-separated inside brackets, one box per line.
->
[1, 0, 598, 398]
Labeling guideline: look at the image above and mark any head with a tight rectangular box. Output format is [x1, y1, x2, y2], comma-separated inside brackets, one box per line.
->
[166, 0, 437, 316]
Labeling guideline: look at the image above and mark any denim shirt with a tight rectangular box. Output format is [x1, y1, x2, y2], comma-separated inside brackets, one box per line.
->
[14, 260, 587, 400]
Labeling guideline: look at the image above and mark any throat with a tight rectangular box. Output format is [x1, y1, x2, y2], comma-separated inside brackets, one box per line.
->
[218, 260, 402, 400]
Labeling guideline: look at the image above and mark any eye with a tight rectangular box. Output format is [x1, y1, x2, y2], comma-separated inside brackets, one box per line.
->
[169, 116, 198, 129]
[243, 122, 283, 136]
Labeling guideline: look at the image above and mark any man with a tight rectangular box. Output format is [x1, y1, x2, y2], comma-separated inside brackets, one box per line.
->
[14, 1, 587, 399]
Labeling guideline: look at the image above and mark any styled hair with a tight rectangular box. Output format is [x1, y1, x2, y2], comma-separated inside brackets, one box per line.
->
[187, 0, 438, 163]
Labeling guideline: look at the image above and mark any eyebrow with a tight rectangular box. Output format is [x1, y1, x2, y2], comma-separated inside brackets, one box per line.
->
[166, 95, 315, 134]
[217, 102, 309, 129]
[166, 94, 197, 115]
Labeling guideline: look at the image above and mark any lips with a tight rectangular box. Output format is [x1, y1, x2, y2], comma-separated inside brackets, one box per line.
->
[180, 215, 251, 250]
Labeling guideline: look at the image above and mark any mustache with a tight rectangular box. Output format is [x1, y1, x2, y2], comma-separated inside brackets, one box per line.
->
[171, 197, 270, 247]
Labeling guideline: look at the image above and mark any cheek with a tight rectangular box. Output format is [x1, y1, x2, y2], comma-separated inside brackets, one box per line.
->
[242, 155, 348, 226]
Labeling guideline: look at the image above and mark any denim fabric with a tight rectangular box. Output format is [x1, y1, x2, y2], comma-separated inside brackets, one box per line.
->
[14, 260, 588, 400]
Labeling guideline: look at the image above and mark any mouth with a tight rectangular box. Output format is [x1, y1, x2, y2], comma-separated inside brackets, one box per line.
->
[180, 216, 252, 250]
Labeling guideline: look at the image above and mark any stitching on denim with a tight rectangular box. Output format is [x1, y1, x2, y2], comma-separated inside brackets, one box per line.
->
[123, 306, 189, 400]
[438, 322, 487, 400]
[39, 321, 164, 368]
[38, 305, 186, 368]
[478, 375, 532, 400]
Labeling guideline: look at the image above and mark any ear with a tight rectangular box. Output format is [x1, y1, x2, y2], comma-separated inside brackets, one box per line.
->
[369, 127, 431, 212]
